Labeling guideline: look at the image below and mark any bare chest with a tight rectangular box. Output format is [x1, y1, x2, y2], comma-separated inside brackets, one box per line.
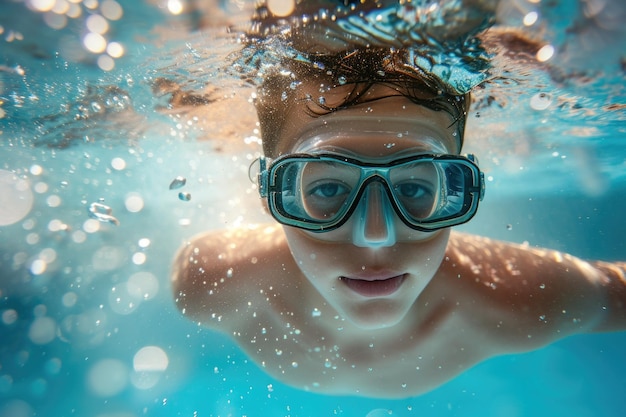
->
[232, 308, 490, 397]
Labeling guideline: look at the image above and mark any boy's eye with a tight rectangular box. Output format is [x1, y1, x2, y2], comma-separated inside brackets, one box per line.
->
[394, 181, 437, 219]
[394, 182, 431, 199]
[308, 182, 350, 198]
[303, 181, 352, 220]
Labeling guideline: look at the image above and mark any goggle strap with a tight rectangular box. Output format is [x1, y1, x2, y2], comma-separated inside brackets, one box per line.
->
[257, 157, 269, 198]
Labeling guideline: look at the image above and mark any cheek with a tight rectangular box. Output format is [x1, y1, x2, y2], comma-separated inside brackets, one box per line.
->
[283, 227, 309, 257]
[282, 227, 333, 276]
[406, 229, 450, 275]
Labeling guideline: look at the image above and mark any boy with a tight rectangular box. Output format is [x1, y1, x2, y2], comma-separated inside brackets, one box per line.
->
[172, 3, 626, 399]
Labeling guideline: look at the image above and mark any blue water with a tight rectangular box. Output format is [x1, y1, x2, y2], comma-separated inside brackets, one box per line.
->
[1, 1, 625, 416]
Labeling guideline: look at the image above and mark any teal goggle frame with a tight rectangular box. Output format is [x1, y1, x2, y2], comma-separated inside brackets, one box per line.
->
[257, 153, 485, 233]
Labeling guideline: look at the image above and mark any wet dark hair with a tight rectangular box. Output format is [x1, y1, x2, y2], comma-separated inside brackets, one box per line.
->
[255, 48, 470, 158]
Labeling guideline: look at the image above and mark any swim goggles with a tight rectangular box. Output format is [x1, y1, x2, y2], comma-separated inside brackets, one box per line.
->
[257, 152, 485, 233]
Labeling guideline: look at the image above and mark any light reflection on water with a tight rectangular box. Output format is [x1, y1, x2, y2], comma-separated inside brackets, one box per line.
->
[1, 1, 625, 416]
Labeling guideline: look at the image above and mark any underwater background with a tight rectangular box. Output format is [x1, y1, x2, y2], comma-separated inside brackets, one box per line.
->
[1, 1, 625, 416]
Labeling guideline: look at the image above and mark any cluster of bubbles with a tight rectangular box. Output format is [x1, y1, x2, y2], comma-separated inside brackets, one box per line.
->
[0, 314, 170, 399]
[500, 0, 555, 63]
[169, 175, 191, 201]
[86, 345, 170, 396]
[5, 156, 160, 282]
[1, 216, 164, 407]
[108, 270, 160, 315]
[19, 0, 125, 71]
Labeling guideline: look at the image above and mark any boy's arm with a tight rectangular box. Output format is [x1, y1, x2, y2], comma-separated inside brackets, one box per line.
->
[446, 233, 626, 349]
[586, 260, 626, 332]
[171, 225, 290, 330]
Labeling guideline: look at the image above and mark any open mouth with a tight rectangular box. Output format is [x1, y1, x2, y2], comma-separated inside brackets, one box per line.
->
[340, 274, 406, 297]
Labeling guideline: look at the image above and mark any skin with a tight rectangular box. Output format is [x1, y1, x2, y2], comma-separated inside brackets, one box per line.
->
[172, 85, 626, 398]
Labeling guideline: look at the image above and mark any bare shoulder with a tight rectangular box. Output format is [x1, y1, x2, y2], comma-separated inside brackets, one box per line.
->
[440, 232, 618, 349]
[171, 224, 296, 329]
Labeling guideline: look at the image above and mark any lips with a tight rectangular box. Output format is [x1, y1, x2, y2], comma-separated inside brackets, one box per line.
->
[340, 273, 406, 297]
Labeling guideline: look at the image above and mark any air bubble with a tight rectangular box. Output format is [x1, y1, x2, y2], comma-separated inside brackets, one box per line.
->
[101, 0, 124, 21]
[83, 219, 101, 233]
[111, 157, 126, 170]
[86, 14, 109, 35]
[28, 317, 57, 345]
[2, 309, 18, 325]
[169, 176, 186, 190]
[132, 252, 146, 265]
[39, 248, 57, 263]
[178, 192, 191, 201]
[26, 233, 40, 245]
[83, 32, 107, 53]
[30, 257, 47, 275]
[91, 101, 103, 113]
[523, 11, 538, 26]
[44, 358, 62, 375]
[48, 219, 68, 233]
[267, 0, 296, 17]
[0, 170, 34, 226]
[87, 202, 119, 225]
[72, 230, 87, 243]
[530, 92, 552, 111]
[127, 271, 159, 300]
[62, 292, 78, 307]
[133, 346, 169, 372]
[0, 400, 34, 417]
[124, 193, 144, 213]
[46, 195, 61, 207]
[30, 165, 43, 175]
[107, 42, 124, 58]
[30, 0, 55, 12]
[87, 359, 129, 397]
[536, 44, 555, 62]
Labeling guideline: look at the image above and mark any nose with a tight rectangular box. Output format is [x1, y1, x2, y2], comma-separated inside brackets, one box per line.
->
[352, 182, 397, 248]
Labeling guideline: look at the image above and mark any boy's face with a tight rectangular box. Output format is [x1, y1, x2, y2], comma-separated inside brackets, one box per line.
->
[274, 84, 459, 330]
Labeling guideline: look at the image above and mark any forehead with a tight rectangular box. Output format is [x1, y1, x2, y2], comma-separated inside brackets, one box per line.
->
[275, 87, 459, 157]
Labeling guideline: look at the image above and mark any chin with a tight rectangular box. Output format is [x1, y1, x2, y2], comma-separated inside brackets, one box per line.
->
[342, 299, 412, 330]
